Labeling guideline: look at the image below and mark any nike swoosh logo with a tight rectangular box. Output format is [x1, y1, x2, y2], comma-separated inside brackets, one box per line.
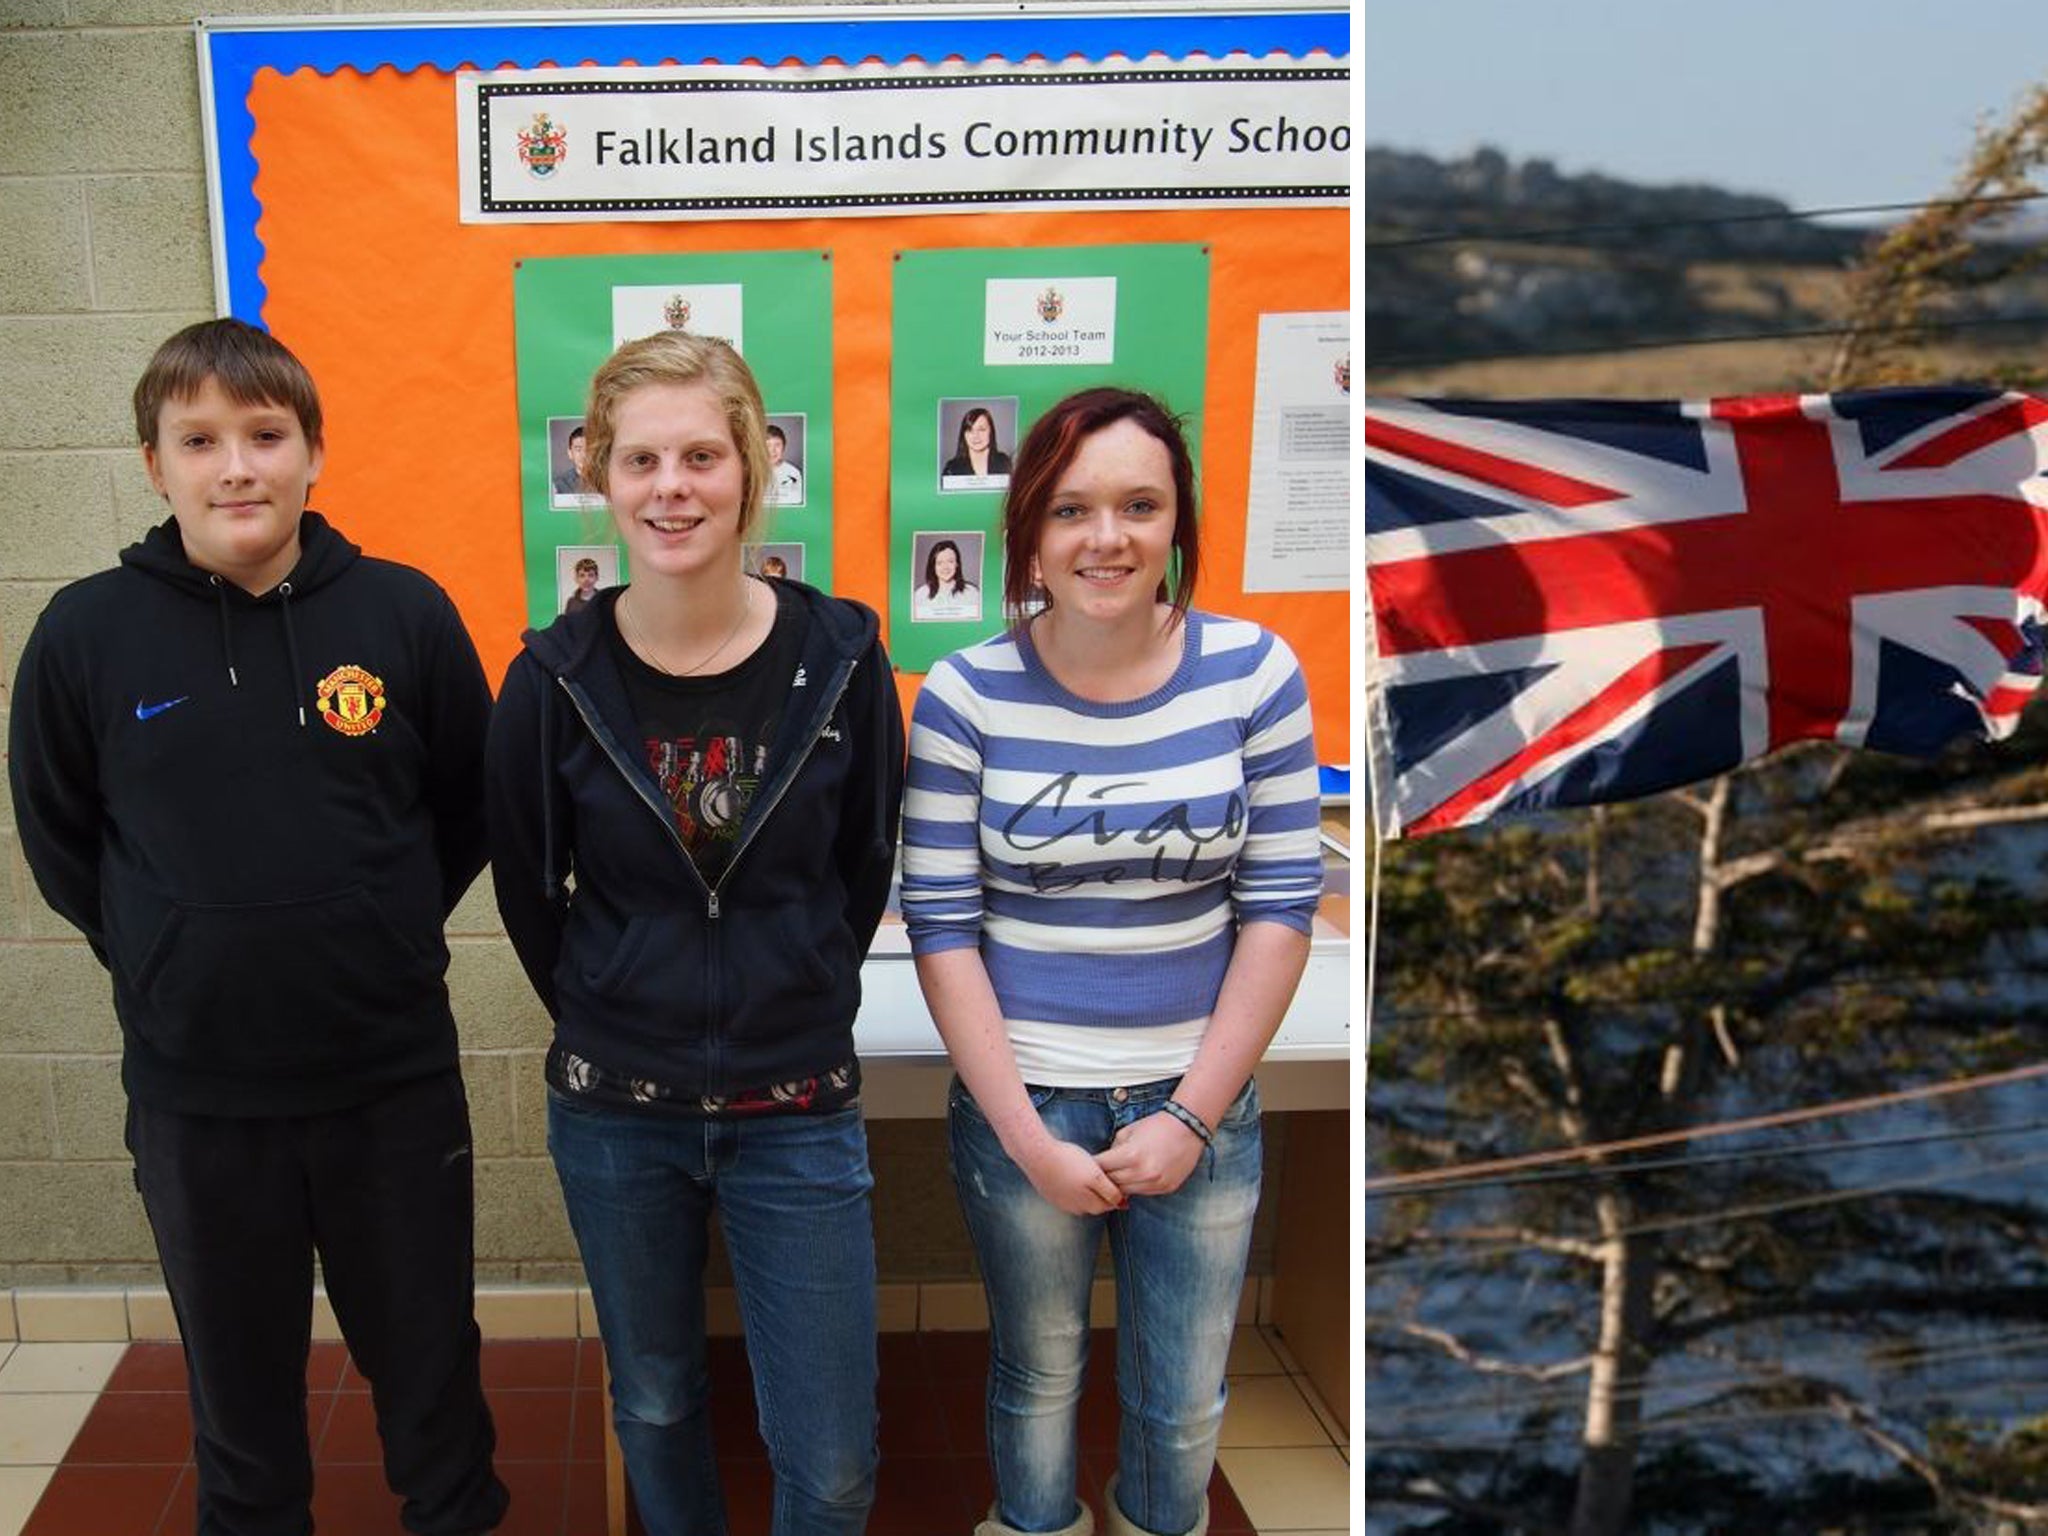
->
[134, 697, 190, 721]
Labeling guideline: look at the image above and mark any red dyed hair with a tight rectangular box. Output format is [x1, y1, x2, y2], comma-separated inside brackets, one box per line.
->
[999, 387, 1200, 628]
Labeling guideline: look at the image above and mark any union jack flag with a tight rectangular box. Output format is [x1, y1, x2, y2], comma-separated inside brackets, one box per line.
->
[1364, 389, 2048, 837]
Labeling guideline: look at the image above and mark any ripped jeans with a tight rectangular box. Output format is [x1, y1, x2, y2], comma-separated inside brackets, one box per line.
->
[949, 1075, 1261, 1536]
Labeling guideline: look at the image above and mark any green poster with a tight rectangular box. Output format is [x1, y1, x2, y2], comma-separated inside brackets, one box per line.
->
[513, 251, 834, 627]
[889, 244, 1210, 673]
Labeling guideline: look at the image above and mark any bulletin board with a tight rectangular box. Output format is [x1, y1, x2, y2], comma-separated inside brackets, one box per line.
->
[197, 6, 1352, 761]
[511, 250, 839, 621]
[887, 242, 1215, 670]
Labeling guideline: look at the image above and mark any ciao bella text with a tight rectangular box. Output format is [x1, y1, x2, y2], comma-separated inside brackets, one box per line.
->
[1002, 773, 1247, 894]
[589, 116, 1348, 167]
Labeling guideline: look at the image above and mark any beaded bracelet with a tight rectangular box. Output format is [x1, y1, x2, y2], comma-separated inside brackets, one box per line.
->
[1160, 1098, 1215, 1147]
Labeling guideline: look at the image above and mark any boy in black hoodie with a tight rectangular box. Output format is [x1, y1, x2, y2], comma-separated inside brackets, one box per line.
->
[8, 320, 507, 1536]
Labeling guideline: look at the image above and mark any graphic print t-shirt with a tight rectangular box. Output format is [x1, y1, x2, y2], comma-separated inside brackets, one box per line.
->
[609, 580, 808, 884]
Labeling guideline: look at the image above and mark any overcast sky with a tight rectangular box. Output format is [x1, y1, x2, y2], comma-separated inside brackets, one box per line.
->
[1364, 1, 2048, 215]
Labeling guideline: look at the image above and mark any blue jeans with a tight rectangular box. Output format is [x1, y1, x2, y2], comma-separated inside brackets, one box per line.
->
[547, 1094, 879, 1536]
[949, 1075, 1262, 1536]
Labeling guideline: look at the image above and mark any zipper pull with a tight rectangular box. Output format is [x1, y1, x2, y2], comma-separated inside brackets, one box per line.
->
[708, 890, 721, 920]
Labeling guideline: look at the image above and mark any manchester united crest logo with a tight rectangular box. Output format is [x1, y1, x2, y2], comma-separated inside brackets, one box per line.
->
[314, 665, 387, 737]
[663, 294, 693, 330]
[1036, 286, 1065, 324]
[518, 113, 568, 179]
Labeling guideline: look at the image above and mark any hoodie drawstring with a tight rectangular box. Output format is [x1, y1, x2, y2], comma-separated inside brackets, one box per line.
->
[870, 649, 890, 843]
[539, 676, 559, 899]
[208, 575, 241, 688]
[277, 582, 306, 728]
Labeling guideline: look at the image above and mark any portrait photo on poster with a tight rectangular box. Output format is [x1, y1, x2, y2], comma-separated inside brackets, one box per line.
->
[746, 542, 804, 583]
[548, 416, 603, 508]
[909, 530, 985, 623]
[556, 544, 619, 615]
[937, 397, 1019, 491]
[765, 412, 807, 508]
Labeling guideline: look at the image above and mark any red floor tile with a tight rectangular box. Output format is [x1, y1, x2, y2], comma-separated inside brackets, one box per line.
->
[305, 1388, 345, 1459]
[1076, 1450, 1111, 1509]
[35, 1334, 1271, 1536]
[491, 1388, 576, 1463]
[481, 1339, 580, 1393]
[569, 1386, 608, 1464]
[869, 1454, 981, 1535]
[876, 1330, 925, 1381]
[1078, 1377, 1123, 1454]
[877, 1371, 953, 1457]
[564, 1458, 611, 1535]
[128, 1343, 339, 1392]
[307, 1342, 349, 1393]
[919, 1330, 991, 1381]
[316, 1387, 384, 1464]
[22, 1464, 183, 1536]
[102, 1340, 350, 1395]
[929, 1372, 988, 1457]
[714, 1454, 773, 1530]
[151, 1466, 197, 1536]
[706, 1334, 754, 1390]
[1085, 1329, 1119, 1378]
[104, 1342, 189, 1395]
[322, 1384, 576, 1468]
[491, 1457, 571, 1536]
[575, 1337, 607, 1391]
[954, 1456, 998, 1525]
[709, 1380, 767, 1459]
[65, 1390, 194, 1465]
[1206, 1462, 1257, 1536]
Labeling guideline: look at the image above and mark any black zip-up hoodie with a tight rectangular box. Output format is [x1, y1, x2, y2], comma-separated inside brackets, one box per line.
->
[485, 582, 906, 1099]
[7, 513, 493, 1115]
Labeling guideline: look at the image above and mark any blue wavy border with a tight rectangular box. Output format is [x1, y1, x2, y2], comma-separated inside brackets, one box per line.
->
[203, 10, 1350, 320]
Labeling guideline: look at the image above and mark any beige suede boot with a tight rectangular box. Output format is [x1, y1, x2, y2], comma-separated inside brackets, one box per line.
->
[973, 1501, 1095, 1536]
[1101, 1475, 1208, 1536]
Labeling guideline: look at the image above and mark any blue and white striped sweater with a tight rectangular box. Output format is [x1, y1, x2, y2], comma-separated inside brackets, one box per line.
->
[902, 612, 1322, 1084]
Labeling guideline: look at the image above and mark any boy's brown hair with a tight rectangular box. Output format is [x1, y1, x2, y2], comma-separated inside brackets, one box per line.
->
[133, 319, 324, 449]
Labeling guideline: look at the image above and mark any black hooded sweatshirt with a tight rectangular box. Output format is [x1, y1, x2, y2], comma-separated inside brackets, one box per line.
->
[485, 582, 905, 1101]
[8, 513, 493, 1116]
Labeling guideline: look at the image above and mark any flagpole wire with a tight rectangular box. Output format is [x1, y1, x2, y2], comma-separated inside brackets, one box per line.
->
[1370, 309, 2048, 373]
[1362, 187, 2048, 253]
[1364, 1058, 2048, 1195]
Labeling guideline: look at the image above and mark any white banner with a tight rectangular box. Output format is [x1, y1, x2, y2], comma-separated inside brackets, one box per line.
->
[456, 57, 1349, 223]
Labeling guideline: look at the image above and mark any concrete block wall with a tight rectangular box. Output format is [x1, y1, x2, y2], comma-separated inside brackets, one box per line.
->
[0, 0, 1287, 1293]
[4, 0, 218, 1287]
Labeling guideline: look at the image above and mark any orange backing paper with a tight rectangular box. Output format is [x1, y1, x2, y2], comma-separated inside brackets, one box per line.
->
[249, 64, 1350, 760]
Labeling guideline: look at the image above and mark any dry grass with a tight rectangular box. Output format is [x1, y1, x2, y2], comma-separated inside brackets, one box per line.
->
[1369, 336, 2045, 400]
[1367, 249, 2048, 398]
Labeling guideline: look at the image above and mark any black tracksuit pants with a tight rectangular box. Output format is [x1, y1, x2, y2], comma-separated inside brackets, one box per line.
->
[127, 1069, 508, 1536]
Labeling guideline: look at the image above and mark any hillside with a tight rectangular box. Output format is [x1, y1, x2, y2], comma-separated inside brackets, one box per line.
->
[1365, 146, 2048, 396]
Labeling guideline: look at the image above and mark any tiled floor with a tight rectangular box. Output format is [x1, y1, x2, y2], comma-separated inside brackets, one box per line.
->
[0, 1329, 1347, 1535]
